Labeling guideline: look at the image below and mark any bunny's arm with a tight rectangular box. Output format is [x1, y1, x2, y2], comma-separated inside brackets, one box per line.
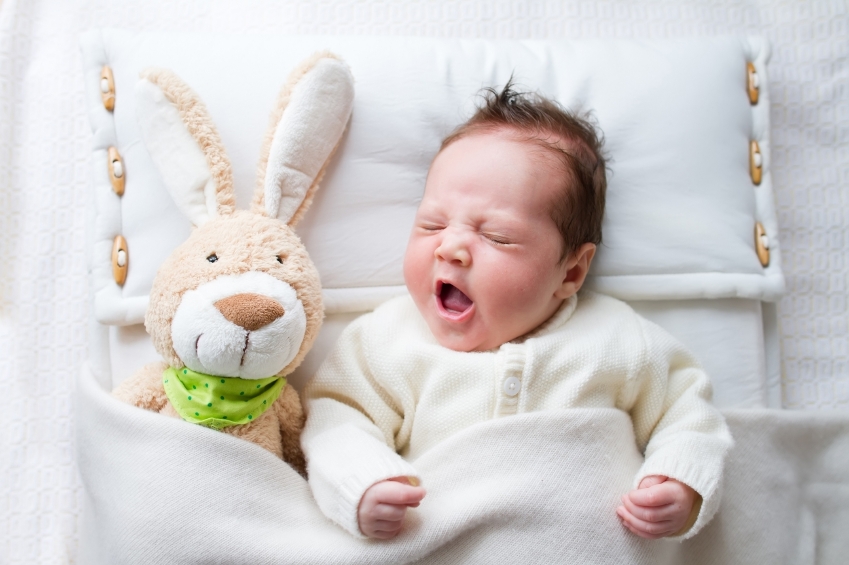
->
[273, 384, 307, 476]
[112, 360, 171, 412]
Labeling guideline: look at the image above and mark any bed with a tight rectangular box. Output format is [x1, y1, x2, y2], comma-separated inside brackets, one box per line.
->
[69, 30, 849, 564]
[2, 2, 849, 564]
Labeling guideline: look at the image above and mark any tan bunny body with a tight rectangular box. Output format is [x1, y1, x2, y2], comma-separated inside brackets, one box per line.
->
[112, 54, 354, 476]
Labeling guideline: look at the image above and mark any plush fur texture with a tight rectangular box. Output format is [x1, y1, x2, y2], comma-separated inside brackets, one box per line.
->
[113, 54, 353, 473]
[142, 68, 237, 217]
[252, 50, 345, 226]
[145, 211, 324, 376]
[135, 78, 219, 226]
[169, 256, 308, 378]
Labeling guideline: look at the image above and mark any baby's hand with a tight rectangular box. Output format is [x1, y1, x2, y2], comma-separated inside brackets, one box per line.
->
[616, 475, 699, 539]
[358, 476, 426, 539]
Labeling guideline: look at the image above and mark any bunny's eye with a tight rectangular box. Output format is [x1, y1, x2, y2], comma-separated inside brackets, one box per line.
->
[276, 255, 285, 264]
[207, 254, 218, 263]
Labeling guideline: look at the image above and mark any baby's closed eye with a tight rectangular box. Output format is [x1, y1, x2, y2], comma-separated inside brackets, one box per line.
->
[418, 222, 445, 232]
[481, 232, 513, 245]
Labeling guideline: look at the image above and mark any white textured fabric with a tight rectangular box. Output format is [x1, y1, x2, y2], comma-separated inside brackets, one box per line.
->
[75, 364, 849, 564]
[2, 2, 848, 564]
[302, 292, 732, 538]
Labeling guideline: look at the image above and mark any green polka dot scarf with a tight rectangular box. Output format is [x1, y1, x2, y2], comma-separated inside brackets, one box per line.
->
[162, 367, 285, 430]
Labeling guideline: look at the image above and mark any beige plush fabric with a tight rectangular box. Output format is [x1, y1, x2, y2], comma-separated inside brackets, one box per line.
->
[113, 54, 353, 467]
[252, 50, 345, 226]
[141, 68, 237, 217]
[143, 211, 324, 375]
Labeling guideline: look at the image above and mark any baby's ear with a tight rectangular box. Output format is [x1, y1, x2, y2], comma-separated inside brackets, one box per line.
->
[555, 243, 596, 299]
[135, 68, 236, 227]
[253, 53, 354, 227]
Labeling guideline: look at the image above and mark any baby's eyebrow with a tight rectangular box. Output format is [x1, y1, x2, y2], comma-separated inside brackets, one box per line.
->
[415, 209, 444, 221]
[478, 213, 525, 230]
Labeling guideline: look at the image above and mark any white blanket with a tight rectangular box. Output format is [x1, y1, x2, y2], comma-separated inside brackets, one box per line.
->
[76, 365, 849, 564]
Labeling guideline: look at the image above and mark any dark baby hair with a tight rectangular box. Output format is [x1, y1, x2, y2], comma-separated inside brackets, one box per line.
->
[440, 80, 607, 260]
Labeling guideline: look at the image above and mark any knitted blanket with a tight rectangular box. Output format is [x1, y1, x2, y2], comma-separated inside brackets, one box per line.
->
[75, 364, 849, 564]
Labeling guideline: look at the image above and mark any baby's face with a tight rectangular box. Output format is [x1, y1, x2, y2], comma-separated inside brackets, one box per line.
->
[404, 132, 577, 352]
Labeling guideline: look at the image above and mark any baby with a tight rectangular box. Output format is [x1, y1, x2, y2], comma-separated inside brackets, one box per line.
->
[301, 83, 732, 541]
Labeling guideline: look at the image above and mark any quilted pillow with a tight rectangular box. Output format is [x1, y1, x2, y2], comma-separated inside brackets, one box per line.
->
[81, 31, 780, 325]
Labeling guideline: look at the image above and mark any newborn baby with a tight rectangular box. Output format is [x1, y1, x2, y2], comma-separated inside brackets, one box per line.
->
[301, 82, 732, 541]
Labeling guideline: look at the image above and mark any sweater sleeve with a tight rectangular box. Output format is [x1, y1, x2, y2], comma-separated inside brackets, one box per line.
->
[622, 316, 734, 540]
[301, 312, 420, 537]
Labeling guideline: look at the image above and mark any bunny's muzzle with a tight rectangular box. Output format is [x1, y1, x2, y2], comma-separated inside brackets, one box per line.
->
[215, 293, 286, 331]
[171, 271, 307, 379]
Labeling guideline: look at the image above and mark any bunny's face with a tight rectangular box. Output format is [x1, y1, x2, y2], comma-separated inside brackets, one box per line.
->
[146, 212, 323, 379]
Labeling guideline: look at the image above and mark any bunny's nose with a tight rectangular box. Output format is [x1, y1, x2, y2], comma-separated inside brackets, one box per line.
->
[214, 293, 285, 331]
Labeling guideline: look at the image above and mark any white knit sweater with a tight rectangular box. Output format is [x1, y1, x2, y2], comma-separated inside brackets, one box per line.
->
[302, 291, 732, 538]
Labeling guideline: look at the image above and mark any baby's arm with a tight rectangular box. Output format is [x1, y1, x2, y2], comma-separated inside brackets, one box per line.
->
[617, 475, 701, 539]
[619, 317, 733, 539]
[358, 477, 426, 539]
[302, 313, 422, 537]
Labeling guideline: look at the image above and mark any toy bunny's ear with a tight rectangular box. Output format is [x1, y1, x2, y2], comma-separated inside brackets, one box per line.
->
[135, 69, 236, 227]
[253, 53, 354, 226]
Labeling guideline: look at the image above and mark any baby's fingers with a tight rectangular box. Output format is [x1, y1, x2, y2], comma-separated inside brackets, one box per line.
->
[626, 483, 676, 507]
[366, 519, 404, 539]
[616, 506, 676, 539]
[620, 495, 675, 523]
[373, 480, 427, 507]
[371, 503, 408, 522]
[385, 485, 427, 507]
[637, 475, 667, 489]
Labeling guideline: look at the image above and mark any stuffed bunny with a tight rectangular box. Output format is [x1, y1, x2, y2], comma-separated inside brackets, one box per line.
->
[112, 52, 354, 476]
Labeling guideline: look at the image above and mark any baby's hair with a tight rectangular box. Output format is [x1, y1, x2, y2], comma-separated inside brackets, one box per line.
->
[440, 80, 607, 260]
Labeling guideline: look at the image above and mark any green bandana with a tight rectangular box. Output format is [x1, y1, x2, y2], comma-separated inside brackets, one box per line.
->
[163, 367, 285, 430]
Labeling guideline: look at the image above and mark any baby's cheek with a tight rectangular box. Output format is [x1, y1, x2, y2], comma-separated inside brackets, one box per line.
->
[403, 241, 430, 295]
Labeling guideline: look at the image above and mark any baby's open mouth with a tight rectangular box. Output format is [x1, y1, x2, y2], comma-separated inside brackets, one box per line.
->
[438, 282, 473, 314]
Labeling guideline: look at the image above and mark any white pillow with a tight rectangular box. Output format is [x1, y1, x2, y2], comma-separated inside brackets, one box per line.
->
[81, 31, 781, 326]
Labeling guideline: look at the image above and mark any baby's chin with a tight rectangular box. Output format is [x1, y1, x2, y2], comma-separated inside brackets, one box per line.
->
[433, 333, 479, 352]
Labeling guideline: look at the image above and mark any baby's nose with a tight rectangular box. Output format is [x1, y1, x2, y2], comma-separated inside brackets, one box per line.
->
[435, 233, 472, 266]
[215, 293, 285, 330]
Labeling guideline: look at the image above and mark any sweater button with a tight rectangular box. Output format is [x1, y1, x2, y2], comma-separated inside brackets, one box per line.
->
[503, 376, 521, 397]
